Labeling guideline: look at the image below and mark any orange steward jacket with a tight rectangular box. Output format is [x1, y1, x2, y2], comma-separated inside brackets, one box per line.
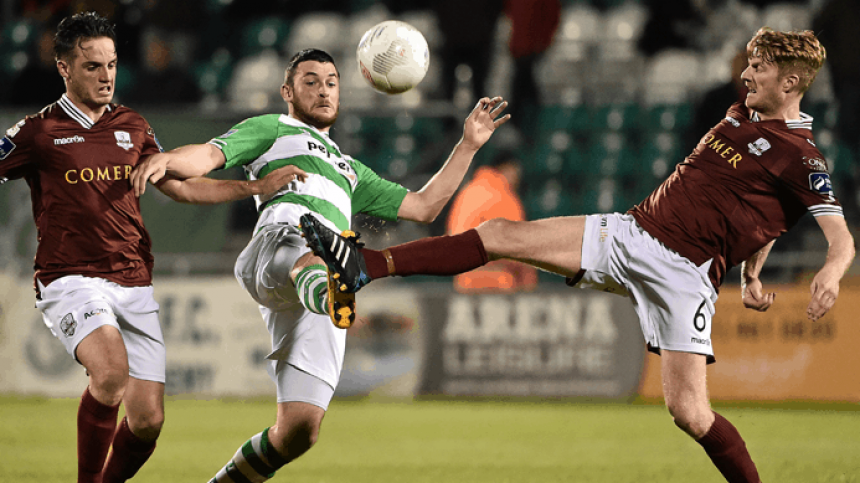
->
[446, 167, 538, 293]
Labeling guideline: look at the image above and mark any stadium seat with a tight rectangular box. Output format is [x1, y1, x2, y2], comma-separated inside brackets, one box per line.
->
[371, 134, 421, 181]
[574, 177, 623, 213]
[240, 18, 290, 57]
[525, 179, 576, 219]
[0, 51, 28, 77]
[525, 140, 569, 183]
[588, 132, 641, 177]
[598, 3, 648, 61]
[590, 103, 640, 132]
[644, 49, 701, 105]
[761, 3, 813, 31]
[639, 131, 684, 182]
[533, 104, 590, 138]
[641, 103, 693, 133]
[227, 49, 285, 112]
[1, 20, 38, 50]
[193, 49, 233, 97]
[285, 13, 347, 58]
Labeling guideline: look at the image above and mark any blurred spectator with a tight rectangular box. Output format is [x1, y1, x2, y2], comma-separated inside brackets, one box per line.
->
[814, 0, 860, 152]
[685, 48, 748, 154]
[432, 0, 504, 103]
[814, 0, 860, 224]
[8, 28, 64, 107]
[446, 151, 537, 293]
[122, 33, 201, 105]
[18, 0, 73, 24]
[505, 0, 561, 133]
[638, 0, 704, 56]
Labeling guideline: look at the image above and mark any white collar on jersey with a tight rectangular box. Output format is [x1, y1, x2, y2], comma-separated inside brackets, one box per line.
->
[280, 113, 333, 139]
[58, 94, 112, 129]
[749, 110, 813, 130]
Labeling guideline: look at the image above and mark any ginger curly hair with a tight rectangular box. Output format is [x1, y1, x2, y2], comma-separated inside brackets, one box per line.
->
[746, 27, 826, 94]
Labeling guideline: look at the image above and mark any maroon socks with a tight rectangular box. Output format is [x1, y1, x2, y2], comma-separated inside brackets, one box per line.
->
[102, 417, 157, 483]
[77, 387, 120, 483]
[362, 228, 488, 279]
[697, 412, 761, 483]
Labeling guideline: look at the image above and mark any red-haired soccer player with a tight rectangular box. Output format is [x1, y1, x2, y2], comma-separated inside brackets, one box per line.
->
[301, 28, 855, 483]
[0, 12, 302, 483]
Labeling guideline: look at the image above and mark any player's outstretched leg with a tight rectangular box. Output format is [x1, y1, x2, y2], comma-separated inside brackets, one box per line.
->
[299, 214, 370, 293]
[299, 213, 490, 290]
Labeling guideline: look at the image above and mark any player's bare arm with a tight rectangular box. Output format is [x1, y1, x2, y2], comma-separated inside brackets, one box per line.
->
[397, 96, 510, 223]
[154, 165, 307, 205]
[741, 239, 777, 311]
[807, 215, 855, 321]
[131, 143, 227, 197]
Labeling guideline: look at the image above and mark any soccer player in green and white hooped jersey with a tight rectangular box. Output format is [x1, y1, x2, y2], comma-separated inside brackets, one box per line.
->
[131, 48, 510, 482]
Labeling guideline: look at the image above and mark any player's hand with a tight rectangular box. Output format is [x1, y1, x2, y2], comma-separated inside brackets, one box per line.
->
[256, 165, 307, 195]
[461, 96, 510, 151]
[131, 154, 170, 197]
[741, 277, 776, 312]
[807, 268, 840, 321]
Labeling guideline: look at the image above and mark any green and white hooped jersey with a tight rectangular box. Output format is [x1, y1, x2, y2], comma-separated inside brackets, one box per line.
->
[209, 114, 408, 231]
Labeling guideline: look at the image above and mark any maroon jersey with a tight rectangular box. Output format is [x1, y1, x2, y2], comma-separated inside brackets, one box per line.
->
[0, 95, 163, 290]
[630, 103, 842, 289]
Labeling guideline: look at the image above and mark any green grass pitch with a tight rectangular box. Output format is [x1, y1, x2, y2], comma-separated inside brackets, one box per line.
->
[1, 396, 858, 482]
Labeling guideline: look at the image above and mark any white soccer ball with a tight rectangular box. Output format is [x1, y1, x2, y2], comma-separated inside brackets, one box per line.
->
[356, 20, 430, 94]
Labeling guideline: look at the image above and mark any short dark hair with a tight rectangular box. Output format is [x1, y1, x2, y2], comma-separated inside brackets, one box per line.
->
[284, 49, 338, 86]
[54, 11, 116, 61]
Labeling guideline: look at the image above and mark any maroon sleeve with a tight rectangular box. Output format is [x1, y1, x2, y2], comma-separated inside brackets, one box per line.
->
[0, 117, 36, 180]
[141, 118, 164, 157]
[776, 146, 842, 215]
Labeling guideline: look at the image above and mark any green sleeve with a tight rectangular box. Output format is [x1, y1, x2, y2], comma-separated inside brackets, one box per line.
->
[209, 114, 280, 169]
[351, 158, 408, 221]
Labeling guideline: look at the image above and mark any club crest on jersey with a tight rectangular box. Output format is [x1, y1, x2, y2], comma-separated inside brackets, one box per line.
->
[748, 138, 771, 156]
[0, 136, 15, 159]
[809, 172, 833, 196]
[114, 131, 133, 150]
[60, 313, 77, 337]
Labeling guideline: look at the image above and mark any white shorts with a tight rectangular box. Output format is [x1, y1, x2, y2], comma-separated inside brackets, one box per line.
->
[36, 275, 166, 382]
[268, 362, 335, 410]
[235, 221, 347, 391]
[575, 213, 717, 362]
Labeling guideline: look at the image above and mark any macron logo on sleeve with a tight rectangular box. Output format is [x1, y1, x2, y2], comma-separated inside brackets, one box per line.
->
[0, 136, 16, 159]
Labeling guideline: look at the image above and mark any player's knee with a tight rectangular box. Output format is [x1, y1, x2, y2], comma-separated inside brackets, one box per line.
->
[272, 418, 321, 460]
[89, 367, 129, 403]
[477, 218, 523, 256]
[130, 411, 165, 442]
[666, 403, 712, 439]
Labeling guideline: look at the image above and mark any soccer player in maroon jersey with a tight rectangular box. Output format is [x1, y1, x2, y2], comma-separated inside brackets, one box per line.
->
[300, 28, 855, 483]
[0, 12, 304, 483]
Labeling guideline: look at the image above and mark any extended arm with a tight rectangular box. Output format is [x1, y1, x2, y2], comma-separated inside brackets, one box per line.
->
[397, 97, 510, 223]
[154, 165, 307, 205]
[741, 239, 777, 311]
[132, 143, 227, 197]
[807, 215, 855, 321]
